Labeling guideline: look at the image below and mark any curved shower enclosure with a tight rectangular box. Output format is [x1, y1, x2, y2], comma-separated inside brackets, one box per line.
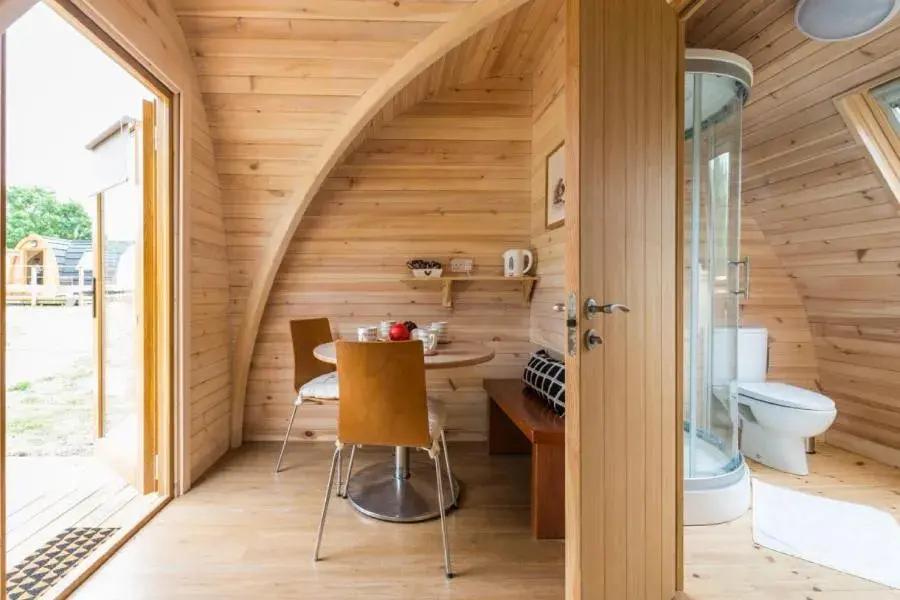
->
[683, 49, 753, 526]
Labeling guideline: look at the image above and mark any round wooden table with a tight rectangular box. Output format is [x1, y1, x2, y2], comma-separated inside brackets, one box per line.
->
[312, 340, 495, 523]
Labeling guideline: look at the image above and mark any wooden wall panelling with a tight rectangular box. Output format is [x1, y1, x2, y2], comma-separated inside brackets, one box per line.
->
[179, 0, 547, 446]
[243, 78, 535, 442]
[740, 217, 818, 390]
[688, 0, 900, 466]
[529, 0, 566, 353]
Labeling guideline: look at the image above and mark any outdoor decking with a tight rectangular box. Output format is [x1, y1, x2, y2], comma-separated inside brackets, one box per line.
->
[5, 457, 143, 569]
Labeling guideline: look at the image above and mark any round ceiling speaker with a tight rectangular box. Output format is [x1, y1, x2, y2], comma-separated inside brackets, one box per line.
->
[795, 0, 900, 41]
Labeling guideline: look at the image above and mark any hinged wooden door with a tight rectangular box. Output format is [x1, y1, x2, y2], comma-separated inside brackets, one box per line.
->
[565, 1, 684, 598]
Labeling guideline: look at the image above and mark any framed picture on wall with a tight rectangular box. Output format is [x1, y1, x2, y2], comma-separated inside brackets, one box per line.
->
[545, 142, 566, 230]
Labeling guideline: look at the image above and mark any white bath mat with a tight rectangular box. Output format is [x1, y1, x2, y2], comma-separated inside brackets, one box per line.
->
[752, 479, 900, 589]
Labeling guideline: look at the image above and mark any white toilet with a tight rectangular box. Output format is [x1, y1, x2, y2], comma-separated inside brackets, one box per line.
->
[737, 328, 837, 476]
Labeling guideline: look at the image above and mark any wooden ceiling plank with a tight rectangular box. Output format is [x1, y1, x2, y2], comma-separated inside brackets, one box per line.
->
[193, 56, 394, 79]
[694, 0, 778, 49]
[511, 0, 564, 75]
[477, 10, 519, 78]
[171, 0, 478, 22]
[178, 15, 439, 41]
[745, 31, 900, 131]
[752, 19, 900, 100]
[744, 146, 867, 191]
[199, 75, 372, 96]
[743, 100, 838, 146]
[686, 0, 752, 45]
[744, 157, 873, 202]
[189, 38, 415, 60]
[726, 3, 794, 56]
[488, 2, 538, 76]
[204, 93, 357, 114]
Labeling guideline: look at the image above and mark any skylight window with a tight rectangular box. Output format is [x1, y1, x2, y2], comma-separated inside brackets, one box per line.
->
[871, 79, 900, 135]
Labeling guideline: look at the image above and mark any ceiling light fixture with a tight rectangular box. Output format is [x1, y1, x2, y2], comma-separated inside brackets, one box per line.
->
[795, 0, 900, 41]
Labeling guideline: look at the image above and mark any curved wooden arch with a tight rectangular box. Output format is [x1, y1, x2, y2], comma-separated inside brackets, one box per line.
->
[228, 0, 532, 446]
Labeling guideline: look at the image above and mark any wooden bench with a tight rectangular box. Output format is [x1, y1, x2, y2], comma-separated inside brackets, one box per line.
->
[484, 378, 565, 539]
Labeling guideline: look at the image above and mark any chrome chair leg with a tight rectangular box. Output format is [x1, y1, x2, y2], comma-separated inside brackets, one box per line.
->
[336, 446, 343, 497]
[342, 445, 358, 498]
[274, 403, 300, 473]
[440, 431, 456, 506]
[314, 446, 341, 562]
[433, 452, 453, 578]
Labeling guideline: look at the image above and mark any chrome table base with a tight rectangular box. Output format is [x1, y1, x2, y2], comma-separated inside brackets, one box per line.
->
[346, 447, 459, 523]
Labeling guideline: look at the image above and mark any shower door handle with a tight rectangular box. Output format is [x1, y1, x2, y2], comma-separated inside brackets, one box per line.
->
[729, 257, 751, 299]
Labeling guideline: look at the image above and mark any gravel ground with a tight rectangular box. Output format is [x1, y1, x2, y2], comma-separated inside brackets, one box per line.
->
[5, 301, 137, 456]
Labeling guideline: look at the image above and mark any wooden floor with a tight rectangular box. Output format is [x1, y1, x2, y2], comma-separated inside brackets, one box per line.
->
[685, 445, 900, 600]
[70, 443, 900, 599]
[5, 457, 142, 569]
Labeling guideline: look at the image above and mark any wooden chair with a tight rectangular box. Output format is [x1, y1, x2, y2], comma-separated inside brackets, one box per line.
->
[314, 340, 454, 578]
[275, 318, 342, 486]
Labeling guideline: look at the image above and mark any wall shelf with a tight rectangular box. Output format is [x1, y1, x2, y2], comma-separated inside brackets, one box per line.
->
[400, 275, 538, 308]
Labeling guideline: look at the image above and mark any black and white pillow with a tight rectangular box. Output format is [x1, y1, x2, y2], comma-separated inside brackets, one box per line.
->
[522, 350, 566, 416]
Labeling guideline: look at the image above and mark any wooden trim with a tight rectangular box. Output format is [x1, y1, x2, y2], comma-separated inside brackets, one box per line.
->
[50, 0, 172, 102]
[667, 0, 705, 20]
[228, 0, 533, 447]
[94, 192, 106, 439]
[564, 0, 582, 597]
[835, 91, 900, 203]
[675, 18, 686, 593]
[141, 99, 158, 494]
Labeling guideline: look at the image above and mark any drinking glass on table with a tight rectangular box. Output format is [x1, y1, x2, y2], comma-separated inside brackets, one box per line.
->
[378, 320, 397, 341]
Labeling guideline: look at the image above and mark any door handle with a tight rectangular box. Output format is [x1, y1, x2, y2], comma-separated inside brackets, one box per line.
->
[585, 298, 631, 318]
[552, 303, 565, 313]
[91, 278, 97, 319]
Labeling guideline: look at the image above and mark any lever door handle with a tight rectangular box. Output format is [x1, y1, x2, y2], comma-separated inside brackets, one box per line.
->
[585, 298, 631, 318]
[552, 303, 566, 313]
[600, 303, 630, 314]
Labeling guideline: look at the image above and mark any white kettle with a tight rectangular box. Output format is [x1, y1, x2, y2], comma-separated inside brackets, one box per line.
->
[503, 249, 534, 277]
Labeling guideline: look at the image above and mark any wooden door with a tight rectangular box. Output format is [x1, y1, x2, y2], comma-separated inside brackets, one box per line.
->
[564, 1, 684, 599]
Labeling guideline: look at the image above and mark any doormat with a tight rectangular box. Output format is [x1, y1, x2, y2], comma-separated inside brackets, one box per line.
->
[6, 527, 119, 600]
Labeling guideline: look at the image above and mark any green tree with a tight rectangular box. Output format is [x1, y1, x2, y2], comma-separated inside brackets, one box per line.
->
[5, 186, 93, 248]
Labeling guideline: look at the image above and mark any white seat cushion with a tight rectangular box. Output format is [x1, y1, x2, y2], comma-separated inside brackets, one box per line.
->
[427, 397, 447, 440]
[297, 372, 339, 404]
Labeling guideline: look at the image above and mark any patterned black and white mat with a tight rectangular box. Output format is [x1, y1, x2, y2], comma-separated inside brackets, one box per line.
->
[7, 527, 119, 599]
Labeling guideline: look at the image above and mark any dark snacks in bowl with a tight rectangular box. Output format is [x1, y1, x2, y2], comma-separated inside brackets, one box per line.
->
[406, 259, 442, 270]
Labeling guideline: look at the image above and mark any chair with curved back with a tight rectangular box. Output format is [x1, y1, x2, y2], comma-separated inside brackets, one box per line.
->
[275, 318, 343, 491]
[313, 340, 454, 578]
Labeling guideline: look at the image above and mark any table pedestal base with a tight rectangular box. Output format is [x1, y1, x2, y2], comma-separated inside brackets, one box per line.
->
[346, 453, 459, 523]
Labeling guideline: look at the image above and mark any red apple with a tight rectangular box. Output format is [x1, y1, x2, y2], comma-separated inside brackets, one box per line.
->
[389, 322, 411, 341]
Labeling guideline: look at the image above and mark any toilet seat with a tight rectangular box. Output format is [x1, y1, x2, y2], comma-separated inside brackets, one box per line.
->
[738, 382, 834, 411]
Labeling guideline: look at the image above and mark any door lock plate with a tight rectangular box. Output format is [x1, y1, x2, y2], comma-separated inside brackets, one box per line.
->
[567, 292, 577, 356]
[584, 329, 603, 350]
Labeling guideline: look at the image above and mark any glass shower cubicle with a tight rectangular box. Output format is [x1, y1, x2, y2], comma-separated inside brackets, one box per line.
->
[683, 49, 753, 526]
